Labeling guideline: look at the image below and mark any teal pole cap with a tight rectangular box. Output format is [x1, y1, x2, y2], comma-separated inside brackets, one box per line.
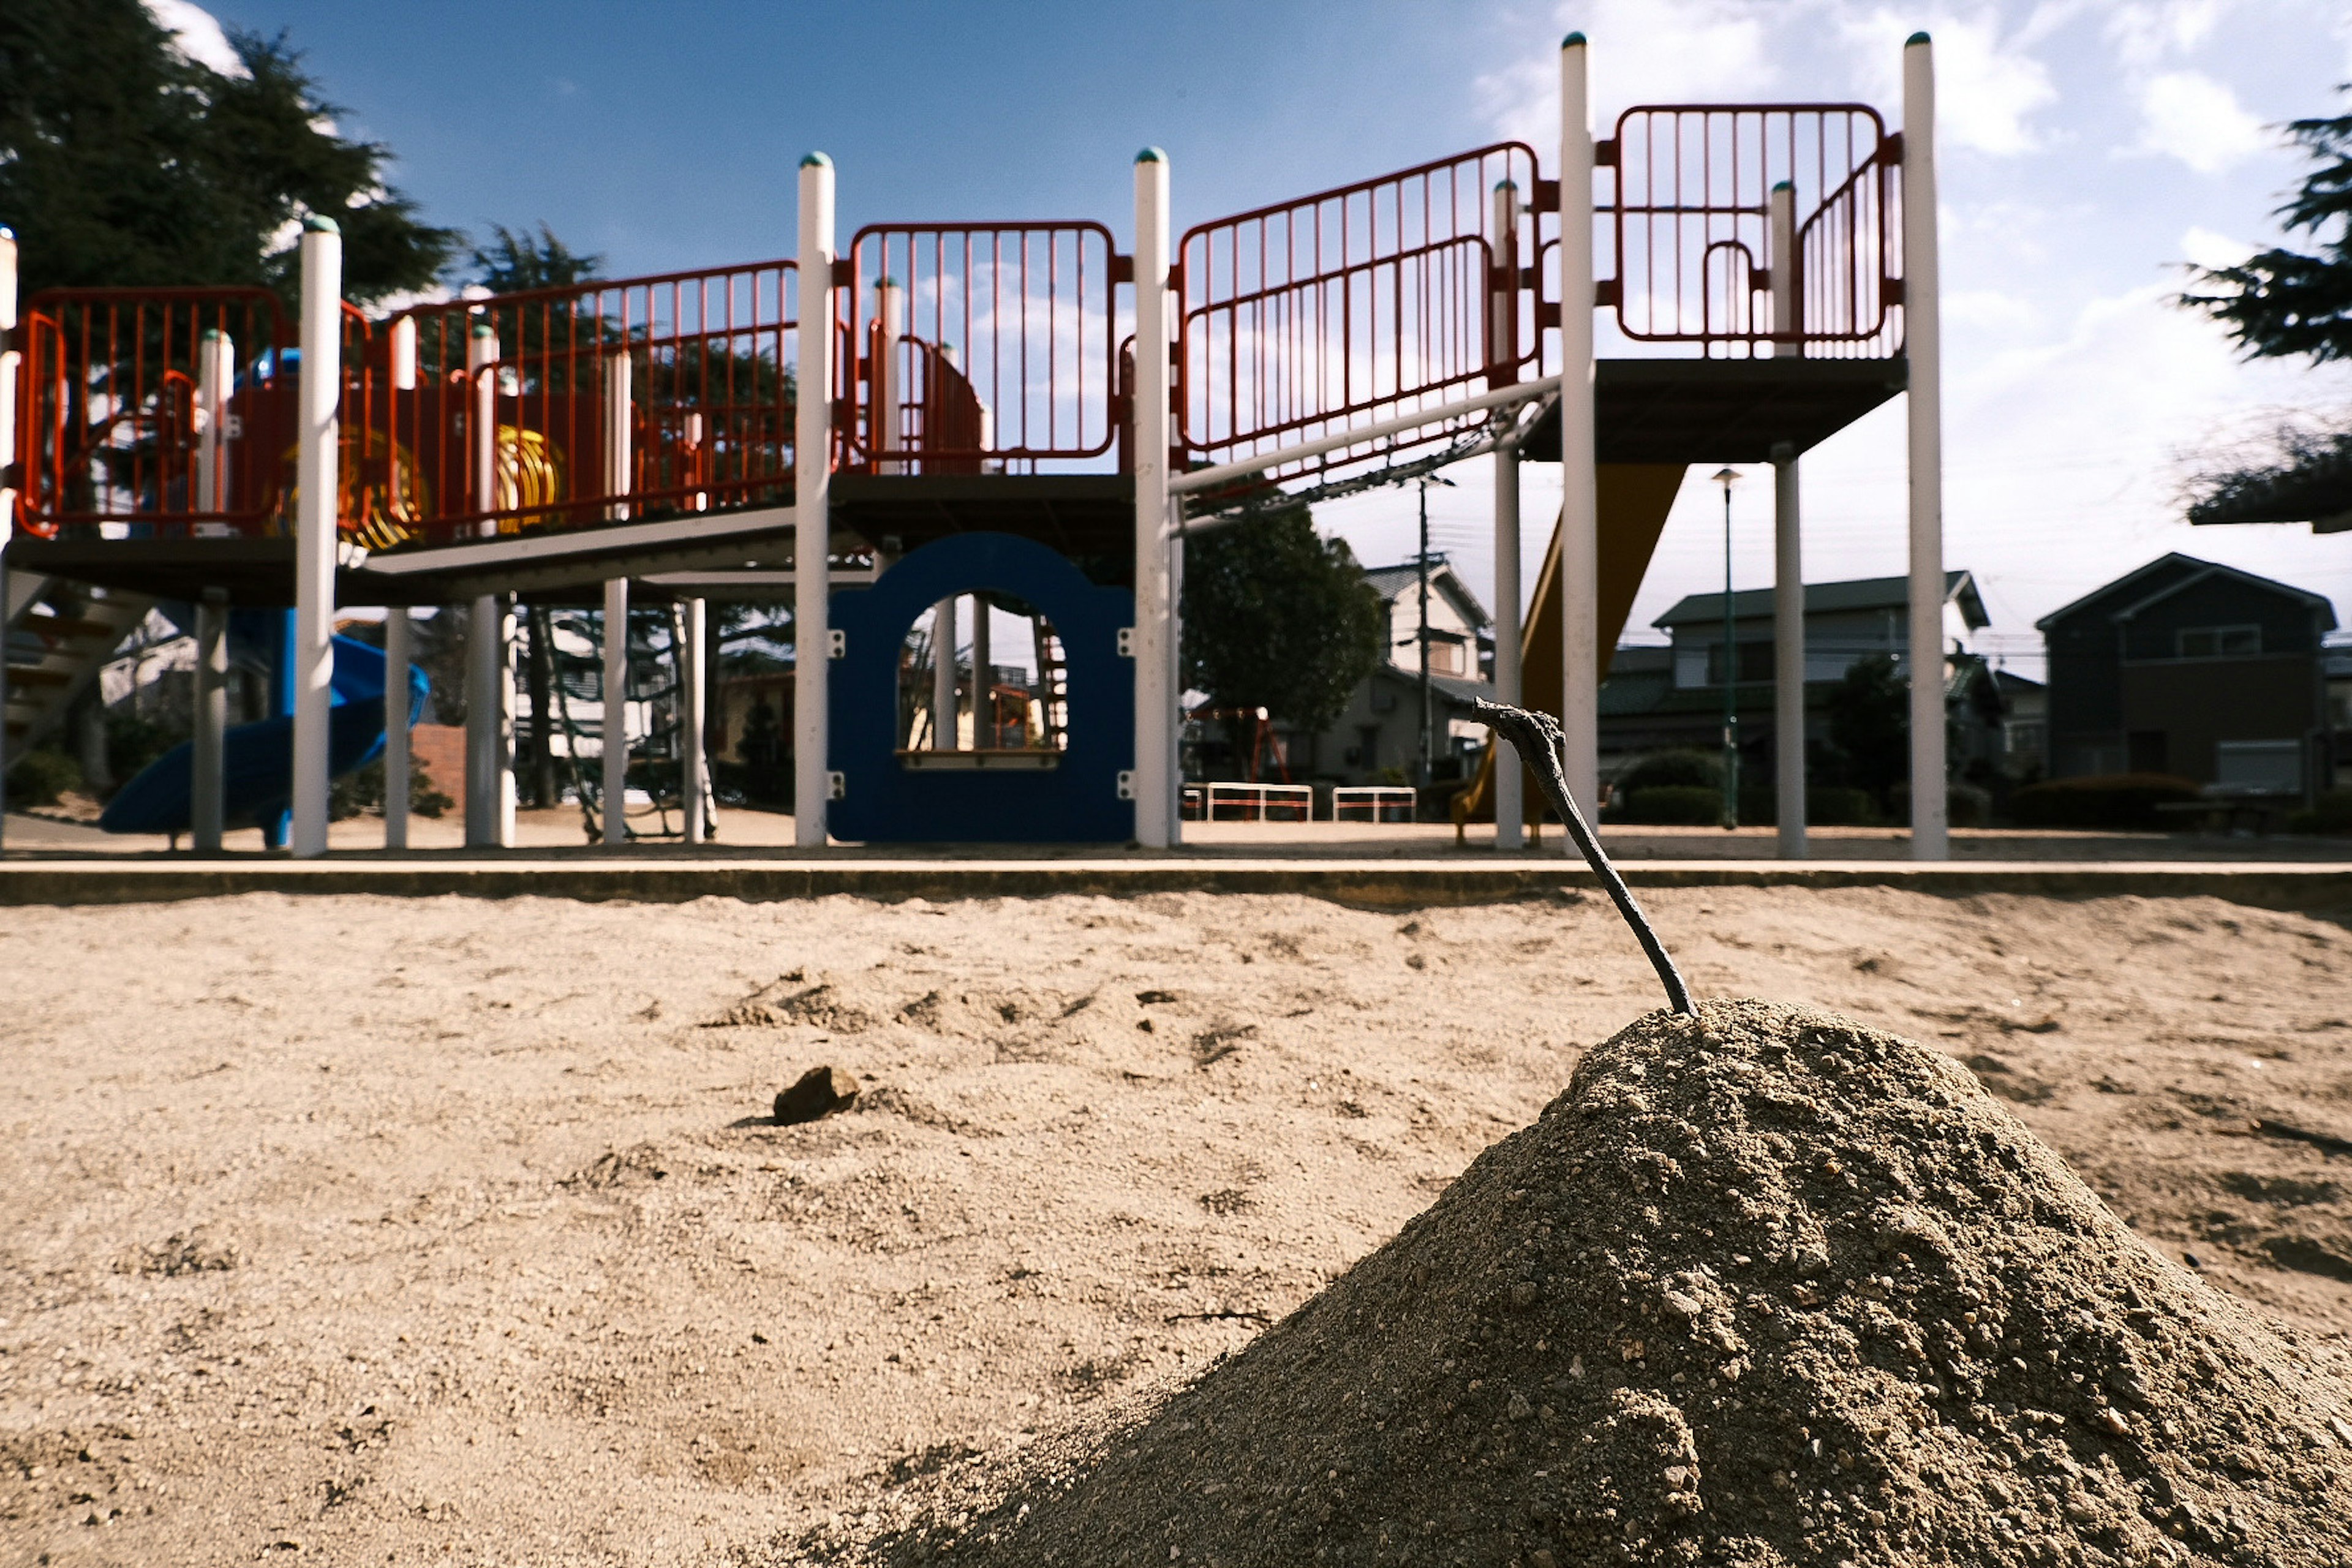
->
[1563, 31, 1587, 47]
[800, 151, 832, 169]
[1906, 30, 1931, 45]
[303, 214, 340, 235]
[1136, 146, 1167, 165]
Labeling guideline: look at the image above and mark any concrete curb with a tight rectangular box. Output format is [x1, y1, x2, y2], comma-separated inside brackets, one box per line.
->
[4, 858, 2352, 910]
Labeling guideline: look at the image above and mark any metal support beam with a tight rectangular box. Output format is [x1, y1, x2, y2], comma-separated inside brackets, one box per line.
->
[1133, 147, 1175, 848]
[290, 217, 341, 859]
[465, 320, 514, 848]
[602, 578, 628, 845]
[193, 589, 229, 853]
[682, 597, 707, 845]
[1558, 34, 1600, 823]
[1491, 179, 1525, 851]
[1904, 34, 1948, 861]
[795, 153, 835, 848]
[0, 226, 17, 853]
[931, 597, 957, 748]
[971, 593, 992, 747]
[383, 606, 410, 850]
[1773, 447, 1806, 858]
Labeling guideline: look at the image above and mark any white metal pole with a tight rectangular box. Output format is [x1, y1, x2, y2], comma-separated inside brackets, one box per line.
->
[1491, 179, 1525, 851]
[603, 349, 632, 846]
[1904, 33, 1948, 860]
[1557, 34, 1600, 824]
[195, 329, 232, 514]
[971, 594, 992, 747]
[383, 605, 410, 850]
[1773, 445, 1806, 858]
[795, 153, 835, 848]
[193, 588, 228, 853]
[390, 316, 417, 391]
[464, 320, 513, 847]
[0, 227, 17, 853]
[682, 597, 707, 844]
[1768, 181, 1796, 360]
[931, 597, 958, 747]
[1133, 147, 1174, 848]
[290, 216, 341, 859]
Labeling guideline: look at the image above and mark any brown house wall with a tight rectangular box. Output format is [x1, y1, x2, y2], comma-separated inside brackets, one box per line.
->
[2116, 655, 2320, 782]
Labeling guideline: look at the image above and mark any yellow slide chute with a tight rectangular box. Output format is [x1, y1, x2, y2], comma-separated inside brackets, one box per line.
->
[1454, 464, 1687, 832]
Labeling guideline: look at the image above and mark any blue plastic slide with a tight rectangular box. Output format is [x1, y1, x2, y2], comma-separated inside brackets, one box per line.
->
[99, 636, 429, 837]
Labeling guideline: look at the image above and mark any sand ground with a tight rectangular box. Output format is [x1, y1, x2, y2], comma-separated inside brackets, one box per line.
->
[6, 887, 2352, 1566]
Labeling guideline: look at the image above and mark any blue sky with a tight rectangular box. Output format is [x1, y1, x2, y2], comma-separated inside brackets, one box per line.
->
[156, 0, 2352, 676]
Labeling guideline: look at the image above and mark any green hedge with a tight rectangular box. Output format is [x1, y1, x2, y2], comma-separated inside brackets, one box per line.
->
[2288, 790, 2352, 836]
[1621, 784, 1724, 825]
[1615, 749, 1722, 793]
[2008, 772, 2200, 831]
[1889, 781, 1991, 828]
[4, 749, 82, 808]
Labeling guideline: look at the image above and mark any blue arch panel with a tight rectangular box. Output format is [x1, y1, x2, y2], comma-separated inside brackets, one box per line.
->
[827, 532, 1134, 843]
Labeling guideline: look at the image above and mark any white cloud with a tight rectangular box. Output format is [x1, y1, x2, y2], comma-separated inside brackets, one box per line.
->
[2136, 70, 2271, 174]
[142, 0, 245, 80]
[2103, 0, 2230, 69]
[2180, 225, 2254, 271]
[1475, 0, 1777, 142]
[1835, 10, 2060, 156]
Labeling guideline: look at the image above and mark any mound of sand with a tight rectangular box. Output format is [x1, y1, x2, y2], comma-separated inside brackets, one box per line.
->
[794, 1000, 2352, 1567]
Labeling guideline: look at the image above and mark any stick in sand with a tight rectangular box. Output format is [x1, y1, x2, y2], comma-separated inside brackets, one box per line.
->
[1471, 698, 1695, 1016]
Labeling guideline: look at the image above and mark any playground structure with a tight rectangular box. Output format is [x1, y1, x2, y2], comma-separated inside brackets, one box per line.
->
[1, 34, 1947, 857]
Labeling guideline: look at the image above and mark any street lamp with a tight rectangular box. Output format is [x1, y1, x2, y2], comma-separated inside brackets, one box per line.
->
[1711, 467, 1741, 829]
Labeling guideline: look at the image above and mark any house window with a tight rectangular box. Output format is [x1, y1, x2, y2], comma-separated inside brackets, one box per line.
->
[2176, 624, 2261, 658]
[1705, 641, 1774, 685]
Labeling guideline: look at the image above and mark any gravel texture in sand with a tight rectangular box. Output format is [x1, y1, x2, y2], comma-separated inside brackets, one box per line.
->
[4, 889, 2352, 1566]
[794, 1000, 2352, 1566]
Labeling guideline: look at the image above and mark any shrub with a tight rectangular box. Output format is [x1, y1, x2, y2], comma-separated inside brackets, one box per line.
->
[6, 748, 83, 807]
[2008, 772, 2201, 831]
[2287, 790, 2352, 836]
[1615, 749, 1722, 794]
[1621, 784, 1724, 826]
[327, 755, 456, 821]
[1807, 785, 1879, 826]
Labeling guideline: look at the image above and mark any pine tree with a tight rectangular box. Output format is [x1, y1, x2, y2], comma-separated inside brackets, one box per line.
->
[2179, 96, 2352, 528]
[0, 0, 459, 302]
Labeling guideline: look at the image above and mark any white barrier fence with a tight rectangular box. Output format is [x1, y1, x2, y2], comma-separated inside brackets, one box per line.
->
[1332, 785, 1417, 823]
[1182, 782, 1315, 822]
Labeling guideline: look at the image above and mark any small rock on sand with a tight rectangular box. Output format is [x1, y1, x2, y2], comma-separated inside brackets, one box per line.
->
[775, 1066, 859, 1125]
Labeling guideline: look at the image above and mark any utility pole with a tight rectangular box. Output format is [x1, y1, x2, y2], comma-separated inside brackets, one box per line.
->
[1414, 475, 1453, 788]
[1713, 467, 1741, 829]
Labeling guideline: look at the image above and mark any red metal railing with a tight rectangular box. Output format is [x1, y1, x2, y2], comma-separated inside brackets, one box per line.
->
[369, 259, 798, 548]
[1176, 143, 1543, 484]
[13, 287, 374, 539]
[840, 222, 1121, 474]
[1604, 105, 1898, 356]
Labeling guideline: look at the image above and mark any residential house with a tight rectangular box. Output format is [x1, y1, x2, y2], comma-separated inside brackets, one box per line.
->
[1270, 556, 1498, 786]
[1597, 570, 1995, 783]
[2036, 553, 2333, 796]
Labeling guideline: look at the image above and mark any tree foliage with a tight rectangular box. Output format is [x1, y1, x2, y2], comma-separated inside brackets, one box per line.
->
[0, 0, 459, 303]
[1823, 652, 1909, 804]
[1180, 507, 1384, 739]
[2178, 96, 2352, 526]
[2182, 104, 2352, 364]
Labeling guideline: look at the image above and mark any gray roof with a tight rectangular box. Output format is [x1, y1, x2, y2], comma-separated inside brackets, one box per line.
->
[2034, 552, 2335, 632]
[1654, 570, 1987, 631]
[1363, 558, 1491, 630]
